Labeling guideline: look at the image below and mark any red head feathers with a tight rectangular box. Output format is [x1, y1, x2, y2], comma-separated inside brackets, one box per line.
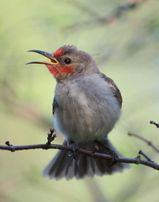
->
[53, 48, 64, 57]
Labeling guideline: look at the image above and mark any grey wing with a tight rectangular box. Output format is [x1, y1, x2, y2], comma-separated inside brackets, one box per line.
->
[100, 73, 122, 107]
[52, 97, 59, 114]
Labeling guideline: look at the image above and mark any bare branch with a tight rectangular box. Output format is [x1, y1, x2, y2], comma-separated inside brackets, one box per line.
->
[67, 0, 101, 19]
[66, 0, 148, 31]
[128, 132, 159, 154]
[138, 150, 153, 162]
[0, 132, 159, 171]
[150, 120, 159, 128]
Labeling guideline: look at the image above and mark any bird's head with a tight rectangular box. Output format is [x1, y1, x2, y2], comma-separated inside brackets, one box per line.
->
[27, 45, 98, 81]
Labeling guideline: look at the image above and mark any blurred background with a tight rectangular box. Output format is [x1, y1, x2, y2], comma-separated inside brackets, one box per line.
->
[0, 0, 159, 201]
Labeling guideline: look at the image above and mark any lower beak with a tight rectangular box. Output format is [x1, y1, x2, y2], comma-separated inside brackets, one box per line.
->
[26, 50, 59, 65]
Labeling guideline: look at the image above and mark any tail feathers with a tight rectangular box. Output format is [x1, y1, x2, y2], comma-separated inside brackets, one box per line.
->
[43, 139, 128, 180]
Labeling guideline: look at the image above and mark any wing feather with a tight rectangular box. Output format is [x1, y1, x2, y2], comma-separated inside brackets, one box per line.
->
[100, 73, 122, 107]
[52, 98, 59, 114]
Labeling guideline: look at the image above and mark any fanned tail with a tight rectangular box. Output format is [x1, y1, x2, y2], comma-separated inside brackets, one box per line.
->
[43, 139, 128, 180]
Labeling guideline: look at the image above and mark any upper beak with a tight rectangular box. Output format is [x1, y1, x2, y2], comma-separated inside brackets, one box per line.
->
[26, 50, 59, 65]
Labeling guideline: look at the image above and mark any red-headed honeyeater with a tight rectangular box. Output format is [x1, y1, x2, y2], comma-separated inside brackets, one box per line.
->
[28, 45, 127, 180]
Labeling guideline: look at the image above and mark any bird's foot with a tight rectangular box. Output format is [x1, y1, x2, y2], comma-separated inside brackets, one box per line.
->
[94, 140, 118, 165]
[67, 140, 79, 160]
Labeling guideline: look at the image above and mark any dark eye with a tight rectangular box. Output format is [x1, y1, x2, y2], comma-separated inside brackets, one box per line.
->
[64, 57, 72, 64]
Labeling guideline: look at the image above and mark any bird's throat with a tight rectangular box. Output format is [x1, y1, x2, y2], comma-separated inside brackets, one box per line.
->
[47, 65, 75, 78]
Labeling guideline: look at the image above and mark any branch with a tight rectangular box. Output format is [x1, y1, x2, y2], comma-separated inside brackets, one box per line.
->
[128, 132, 159, 154]
[0, 129, 159, 171]
[150, 120, 159, 128]
[66, 0, 148, 31]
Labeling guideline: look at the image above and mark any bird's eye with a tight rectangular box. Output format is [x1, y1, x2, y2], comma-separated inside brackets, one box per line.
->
[64, 57, 72, 64]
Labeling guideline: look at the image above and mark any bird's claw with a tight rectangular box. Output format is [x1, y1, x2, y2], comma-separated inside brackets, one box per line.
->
[67, 141, 79, 160]
[94, 140, 118, 165]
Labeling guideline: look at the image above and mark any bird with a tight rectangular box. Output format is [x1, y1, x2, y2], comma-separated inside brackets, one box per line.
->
[28, 45, 127, 180]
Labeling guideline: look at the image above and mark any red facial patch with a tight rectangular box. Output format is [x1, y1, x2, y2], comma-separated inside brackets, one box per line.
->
[47, 65, 75, 78]
[53, 48, 64, 57]
[47, 65, 59, 77]
[60, 65, 75, 74]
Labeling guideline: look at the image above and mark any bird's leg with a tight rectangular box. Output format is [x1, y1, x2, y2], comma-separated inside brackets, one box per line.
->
[94, 140, 118, 164]
[92, 142, 100, 153]
[67, 140, 79, 160]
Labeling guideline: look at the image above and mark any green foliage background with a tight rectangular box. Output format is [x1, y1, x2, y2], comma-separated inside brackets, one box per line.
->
[0, 0, 159, 202]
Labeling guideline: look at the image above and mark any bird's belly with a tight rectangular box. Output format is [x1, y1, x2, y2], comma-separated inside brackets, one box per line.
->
[53, 89, 120, 143]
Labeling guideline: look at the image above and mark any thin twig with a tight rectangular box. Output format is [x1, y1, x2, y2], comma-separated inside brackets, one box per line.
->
[46, 128, 56, 145]
[65, 0, 148, 31]
[128, 132, 159, 154]
[0, 140, 159, 171]
[66, 0, 101, 19]
[139, 150, 153, 162]
[150, 121, 159, 128]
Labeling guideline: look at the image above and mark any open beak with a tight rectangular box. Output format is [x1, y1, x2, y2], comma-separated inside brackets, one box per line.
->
[26, 50, 59, 65]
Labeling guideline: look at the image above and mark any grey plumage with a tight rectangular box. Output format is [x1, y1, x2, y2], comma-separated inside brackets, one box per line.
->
[53, 73, 120, 143]
[31, 45, 127, 179]
[44, 139, 126, 179]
